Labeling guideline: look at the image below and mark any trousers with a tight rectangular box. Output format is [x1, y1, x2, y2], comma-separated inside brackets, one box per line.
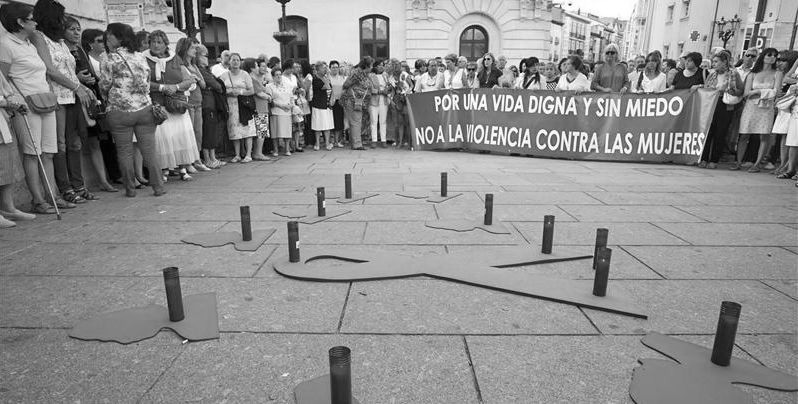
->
[107, 107, 164, 192]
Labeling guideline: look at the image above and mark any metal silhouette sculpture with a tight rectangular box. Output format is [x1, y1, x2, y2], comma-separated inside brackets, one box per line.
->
[397, 172, 463, 203]
[69, 268, 219, 344]
[425, 193, 511, 234]
[630, 302, 798, 403]
[273, 187, 352, 224]
[294, 346, 361, 404]
[337, 174, 378, 204]
[273, 242, 646, 318]
[182, 206, 275, 251]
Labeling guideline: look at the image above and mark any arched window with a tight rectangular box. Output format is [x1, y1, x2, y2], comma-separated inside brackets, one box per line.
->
[360, 14, 389, 60]
[459, 25, 489, 61]
[200, 16, 228, 61]
[278, 16, 309, 63]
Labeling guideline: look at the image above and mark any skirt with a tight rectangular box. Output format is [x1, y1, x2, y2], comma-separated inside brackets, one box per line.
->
[773, 110, 790, 134]
[739, 100, 775, 135]
[0, 135, 24, 186]
[226, 97, 256, 140]
[201, 109, 221, 150]
[786, 110, 798, 147]
[253, 113, 270, 138]
[270, 114, 292, 139]
[154, 112, 200, 169]
[311, 107, 334, 131]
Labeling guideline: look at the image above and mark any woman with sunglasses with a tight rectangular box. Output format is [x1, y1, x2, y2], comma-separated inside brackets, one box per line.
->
[733, 48, 783, 172]
[591, 43, 629, 93]
[478, 52, 501, 88]
[699, 51, 743, 169]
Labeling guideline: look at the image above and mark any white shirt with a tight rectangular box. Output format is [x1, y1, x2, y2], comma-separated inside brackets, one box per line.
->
[444, 69, 465, 89]
[211, 63, 228, 78]
[414, 72, 443, 93]
[632, 72, 667, 93]
[514, 73, 545, 90]
[556, 73, 591, 91]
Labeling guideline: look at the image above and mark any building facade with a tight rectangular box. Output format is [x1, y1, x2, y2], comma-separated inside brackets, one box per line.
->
[735, 0, 798, 55]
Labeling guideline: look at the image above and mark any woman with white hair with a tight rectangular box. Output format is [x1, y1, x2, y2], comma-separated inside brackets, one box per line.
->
[591, 43, 629, 93]
[310, 60, 334, 150]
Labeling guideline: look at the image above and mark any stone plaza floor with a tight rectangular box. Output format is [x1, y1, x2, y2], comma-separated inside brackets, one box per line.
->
[1, 148, 796, 403]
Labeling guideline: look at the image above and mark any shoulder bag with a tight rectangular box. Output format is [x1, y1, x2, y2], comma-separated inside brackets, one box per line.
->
[5, 77, 57, 114]
[117, 51, 167, 125]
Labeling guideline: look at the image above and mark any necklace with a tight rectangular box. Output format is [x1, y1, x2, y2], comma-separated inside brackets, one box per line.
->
[426, 73, 437, 87]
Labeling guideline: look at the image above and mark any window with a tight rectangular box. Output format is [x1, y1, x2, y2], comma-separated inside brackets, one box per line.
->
[459, 25, 489, 61]
[682, 0, 690, 17]
[677, 42, 684, 56]
[360, 15, 389, 60]
[278, 16, 309, 64]
[666, 5, 674, 22]
[200, 16, 229, 61]
[663, 44, 670, 58]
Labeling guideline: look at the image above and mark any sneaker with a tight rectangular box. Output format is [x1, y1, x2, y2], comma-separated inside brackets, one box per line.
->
[186, 165, 198, 174]
[741, 161, 754, 168]
[336, 142, 344, 148]
[314, 145, 320, 151]
[217, 160, 227, 167]
[284, 150, 292, 156]
[241, 156, 252, 163]
[194, 162, 211, 171]
[230, 156, 242, 163]
[272, 151, 279, 157]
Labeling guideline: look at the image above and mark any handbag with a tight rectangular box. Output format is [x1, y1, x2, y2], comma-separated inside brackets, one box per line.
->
[23, 93, 58, 113]
[291, 104, 304, 123]
[117, 50, 167, 125]
[163, 92, 188, 114]
[351, 89, 367, 112]
[237, 94, 256, 125]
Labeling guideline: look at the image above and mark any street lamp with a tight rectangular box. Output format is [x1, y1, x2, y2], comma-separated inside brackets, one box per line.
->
[273, 0, 297, 45]
[715, 14, 741, 49]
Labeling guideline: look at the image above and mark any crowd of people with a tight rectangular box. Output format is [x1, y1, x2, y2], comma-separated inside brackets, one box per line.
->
[0, 0, 797, 228]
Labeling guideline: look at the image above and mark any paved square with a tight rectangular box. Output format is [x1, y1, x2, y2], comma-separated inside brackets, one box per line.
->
[2, 149, 796, 403]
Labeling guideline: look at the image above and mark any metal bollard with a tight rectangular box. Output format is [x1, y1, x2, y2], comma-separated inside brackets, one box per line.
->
[344, 174, 352, 199]
[240, 206, 252, 242]
[441, 172, 448, 197]
[541, 215, 555, 254]
[317, 187, 326, 217]
[710, 301, 742, 367]
[329, 346, 353, 404]
[162, 267, 185, 322]
[484, 194, 493, 225]
[593, 228, 609, 270]
[288, 221, 300, 263]
[592, 247, 612, 297]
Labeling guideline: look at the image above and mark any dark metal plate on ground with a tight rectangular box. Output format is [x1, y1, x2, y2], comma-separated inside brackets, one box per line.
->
[630, 332, 798, 404]
[69, 293, 219, 344]
[396, 192, 463, 203]
[293, 374, 361, 404]
[272, 208, 351, 224]
[336, 193, 379, 204]
[424, 220, 511, 234]
[181, 229, 275, 251]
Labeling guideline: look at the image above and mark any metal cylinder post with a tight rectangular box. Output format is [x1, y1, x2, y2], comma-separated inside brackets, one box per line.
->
[710, 301, 742, 366]
[240, 206, 252, 241]
[288, 221, 300, 263]
[317, 187, 326, 217]
[329, 346, 353, 404]
[344, 174, 352, 199]
[593, 228, 609, 270]
[592, 247, 612, 297]
[542, 215, 555, 254]
[484, 193, 493, 225]
[162, 267, 185, 322]
[441, 172, 448, 197]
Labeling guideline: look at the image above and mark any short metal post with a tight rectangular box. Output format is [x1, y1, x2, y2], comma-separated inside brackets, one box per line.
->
[329, 346, 353, 404]
[344, 174, 352, 199]
[593, 228, 609, 270]
[440, 172, 448, 197]
[240, 206, 252, 241]
[317, 187, 326, 217]
[288, 221, 300, 263]
[162, 267, 184, 322]
[542, 215, 555, 254]
[592, 247, 612, 297]
[711, 301, 742, 366]
[484, 194, 493, 225]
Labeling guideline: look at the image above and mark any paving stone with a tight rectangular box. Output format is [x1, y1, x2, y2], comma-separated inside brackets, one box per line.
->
[593, 185, 703, 193]
[364, 221, 523, 245]
[586, 192, 706, 205]
[112, 204, 312, 222]
[151, 191, 318, 206]
[435, 204, 578, 222]
[582, 280, 798, 334]
[686, 192, 794, 206]
[735, 334, 798, 404]
[340, 279, 596, 334]
[0, 240, 35, 259]
[559, 205, 705, 222]
[653, 223, 798, 246]
[1, 243, 275, 277]
[445, 245, 662, 279]
[362, 192, 484, 205]
[84, 221, 230, 244]
[623, 246, 798, 279]
[141, 333, 478, 403]
[482, 191, 602, 205]
[324, 204, 436, 221]
[218, 220, 366, 245]
[761, 280, 798, 300]
[513, 222, 688, 245]
[0, 329, 182, 403]
[676, 206, 798, 223]
[0, 218, 101, 243]
[501, 183, 606, 192]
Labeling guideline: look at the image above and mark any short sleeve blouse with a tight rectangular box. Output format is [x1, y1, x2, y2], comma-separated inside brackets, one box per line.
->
[0, 34, 50, 97]
[98, 49, 153, 113]
[42, 34, 77, 104]
[556, 73, 591, 91]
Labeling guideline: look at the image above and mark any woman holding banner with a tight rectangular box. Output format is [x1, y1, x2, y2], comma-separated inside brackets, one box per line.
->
[478, 52, 501, 89]
[631, 52, 667, 94]
[699, 51, 743, 169]
[514, 57, 543, 90]
[414, 58, 443, 93]
[591, 43, 629, 93]
[555, 56, 590, 92]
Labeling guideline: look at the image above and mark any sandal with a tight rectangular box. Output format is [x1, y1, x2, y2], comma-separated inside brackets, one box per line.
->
[31, 202, 57, 214]
[76, 187, 99, 201]
[62, 190, 86, 204]
[776, 171, 796, 179]
[54, 198, 77, 209]
[99, 183, 118, 192]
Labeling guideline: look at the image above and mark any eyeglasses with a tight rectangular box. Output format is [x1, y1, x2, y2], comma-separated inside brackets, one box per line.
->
[605, 51, 617, 55]
[93, 38, 104, 43]
[765, 53, 778, 57]
[467, 68, 476, 71]
[744, 54, 756, 58]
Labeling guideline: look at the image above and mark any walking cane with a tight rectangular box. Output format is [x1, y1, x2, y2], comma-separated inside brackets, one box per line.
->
[18, 111, 61, 220]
